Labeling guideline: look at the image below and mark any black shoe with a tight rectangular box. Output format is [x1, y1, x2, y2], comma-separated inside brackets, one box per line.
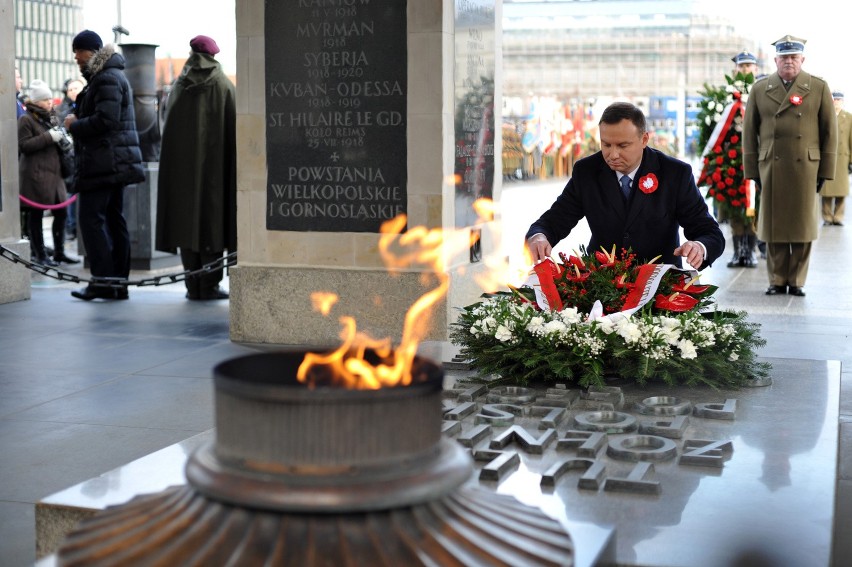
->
[54, 253, 81, 264]
[34, 256, 59, 267]
[196, 287, 229, 300]
[788, 286, 806, 297]
[834, 221, 844, 226]
[823, 221, 833, 226]
[114, 287, 129, 300]
[71, 286, 115, 301]
[765, 285, 787, 296]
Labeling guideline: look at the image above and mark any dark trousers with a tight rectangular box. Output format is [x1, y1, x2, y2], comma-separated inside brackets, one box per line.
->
[180, 249, 224, 295]
[78, 185, 130, 279]
[27, 206, 67, 259]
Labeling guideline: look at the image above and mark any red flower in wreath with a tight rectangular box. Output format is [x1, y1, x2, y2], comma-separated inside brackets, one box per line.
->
[790, 95, 803, 105]
[638, 173, 658, 194]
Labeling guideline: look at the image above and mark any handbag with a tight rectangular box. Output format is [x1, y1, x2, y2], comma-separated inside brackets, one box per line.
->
[58, 146, 75, 179]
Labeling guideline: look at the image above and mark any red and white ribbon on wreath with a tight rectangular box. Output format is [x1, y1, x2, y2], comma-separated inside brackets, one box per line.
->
[701, 98, 743, 158]
[524, 260, 700, 322]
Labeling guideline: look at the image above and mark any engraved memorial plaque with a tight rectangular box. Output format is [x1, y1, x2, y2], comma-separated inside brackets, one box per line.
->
[454, 0, 496, 227]
[265, 1, 407, 232]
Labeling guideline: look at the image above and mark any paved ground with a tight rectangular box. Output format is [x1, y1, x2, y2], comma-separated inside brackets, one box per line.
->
[0, 179, 849, 565]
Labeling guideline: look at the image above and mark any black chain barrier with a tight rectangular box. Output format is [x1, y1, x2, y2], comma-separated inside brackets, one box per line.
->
[0, 243, 237, 290]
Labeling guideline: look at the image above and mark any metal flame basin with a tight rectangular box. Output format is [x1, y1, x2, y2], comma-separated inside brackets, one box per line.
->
[187, 349, 473, 513]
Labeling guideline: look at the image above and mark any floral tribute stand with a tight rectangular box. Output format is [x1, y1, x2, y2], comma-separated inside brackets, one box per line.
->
[450, 247, 771, 390]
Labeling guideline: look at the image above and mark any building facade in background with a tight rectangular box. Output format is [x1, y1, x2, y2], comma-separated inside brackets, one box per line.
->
[502, 0, 762, 176]
[14, 0, 83, 98]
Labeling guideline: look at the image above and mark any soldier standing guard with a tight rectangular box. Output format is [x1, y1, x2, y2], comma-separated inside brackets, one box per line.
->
[821, 91, 851, 226]
[743, 35, 838, 297]
[696, 50, 760, 268]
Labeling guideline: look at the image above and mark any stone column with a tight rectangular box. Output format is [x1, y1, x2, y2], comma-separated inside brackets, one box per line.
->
[0, 0, 32, 305]
[232, 0, 503, 345]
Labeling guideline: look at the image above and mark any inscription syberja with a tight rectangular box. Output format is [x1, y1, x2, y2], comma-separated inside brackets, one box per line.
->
[265, 0, 407, 232]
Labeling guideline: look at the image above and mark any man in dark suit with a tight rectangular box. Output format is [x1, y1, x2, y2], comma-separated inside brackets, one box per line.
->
[743, 35, 837, 297]
[526, 101, 724, 270]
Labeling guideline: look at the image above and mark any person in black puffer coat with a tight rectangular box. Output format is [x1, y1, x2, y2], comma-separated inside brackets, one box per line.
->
[64, 30, 144, 301]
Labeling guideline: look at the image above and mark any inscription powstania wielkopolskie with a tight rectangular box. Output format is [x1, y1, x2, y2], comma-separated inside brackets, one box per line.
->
[265, 1, 407, 232]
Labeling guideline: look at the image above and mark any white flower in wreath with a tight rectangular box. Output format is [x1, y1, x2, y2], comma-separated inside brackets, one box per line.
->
[596, 317, 615, 334]
[616, 320, 642, 343]
[677, 338, 698, 359]
[481, 316, 497, 332]
[657, 317, 681, 344]
[558, 307, 583, 324]
[728, 351, 739, 361]
[527, 316, 546, 336]
[543, 320, 568, 335]
[495, 325, 513, 343]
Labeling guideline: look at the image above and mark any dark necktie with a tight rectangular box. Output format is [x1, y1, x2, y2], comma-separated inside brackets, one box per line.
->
[620, 175, 632, 201]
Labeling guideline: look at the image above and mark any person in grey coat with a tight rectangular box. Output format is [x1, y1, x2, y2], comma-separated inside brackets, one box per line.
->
[743, 35, 837, 297]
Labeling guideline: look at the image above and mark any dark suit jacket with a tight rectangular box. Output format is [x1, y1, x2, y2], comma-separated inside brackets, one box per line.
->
[526, 147, 724, 269]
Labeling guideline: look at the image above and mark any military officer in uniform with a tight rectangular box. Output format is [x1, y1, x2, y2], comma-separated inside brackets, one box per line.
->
[727, 50, 760, 268]
[743, 35, 838, 297]
[821, 91, 851, 226]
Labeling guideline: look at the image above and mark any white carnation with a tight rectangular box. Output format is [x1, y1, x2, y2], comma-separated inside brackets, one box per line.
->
[543, 320, 567, 335]
[495, 325, 513, 343]
[677, 339, 697, 359]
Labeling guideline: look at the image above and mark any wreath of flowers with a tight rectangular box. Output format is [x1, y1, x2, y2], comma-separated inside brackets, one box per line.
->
[450, 246, 770, 389]
[695, 72, 757, 222]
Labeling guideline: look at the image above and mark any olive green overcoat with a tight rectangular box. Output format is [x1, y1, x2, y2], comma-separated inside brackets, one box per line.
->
[156, 52, 237, 255]
[822, 109, 852, 198]
[743, 70, 837, 242]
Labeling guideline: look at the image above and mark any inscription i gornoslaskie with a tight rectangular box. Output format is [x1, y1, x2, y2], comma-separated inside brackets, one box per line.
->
[265, 0, 407, 232]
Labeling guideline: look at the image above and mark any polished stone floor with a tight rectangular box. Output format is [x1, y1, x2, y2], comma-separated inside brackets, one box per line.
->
[1, 180, 851, 566]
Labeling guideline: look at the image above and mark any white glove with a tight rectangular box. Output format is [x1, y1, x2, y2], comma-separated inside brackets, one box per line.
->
[48, 128, 63, 143]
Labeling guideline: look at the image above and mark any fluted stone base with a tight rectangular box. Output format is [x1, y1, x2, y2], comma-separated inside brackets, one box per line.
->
[0, 240, 31, 304]
[229, 262, 491, 345]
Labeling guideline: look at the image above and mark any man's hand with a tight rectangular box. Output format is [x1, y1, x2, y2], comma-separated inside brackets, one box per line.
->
[673, 241, 705, 269]
[63, 113, 77, 130]
[817, 178, 825, 193]
[526, 233, 552, 264]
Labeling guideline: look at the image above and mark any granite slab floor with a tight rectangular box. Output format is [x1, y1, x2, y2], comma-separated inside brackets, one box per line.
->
[1, 180, 851, 566]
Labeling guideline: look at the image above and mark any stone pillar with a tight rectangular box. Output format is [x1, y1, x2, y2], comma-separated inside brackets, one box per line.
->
[0, 0, 32, 305]
[232, 0, 503, 345]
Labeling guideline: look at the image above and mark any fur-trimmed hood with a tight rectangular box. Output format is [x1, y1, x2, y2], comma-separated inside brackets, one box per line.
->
[83, 44, 125, 79]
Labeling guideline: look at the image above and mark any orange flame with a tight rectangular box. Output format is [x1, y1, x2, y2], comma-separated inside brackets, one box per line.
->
[298, 199, 495, 390]
[310, 291, 338, 315]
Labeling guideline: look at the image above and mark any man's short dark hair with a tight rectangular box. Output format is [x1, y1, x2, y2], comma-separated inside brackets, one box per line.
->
[600, 102, 646, 134]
